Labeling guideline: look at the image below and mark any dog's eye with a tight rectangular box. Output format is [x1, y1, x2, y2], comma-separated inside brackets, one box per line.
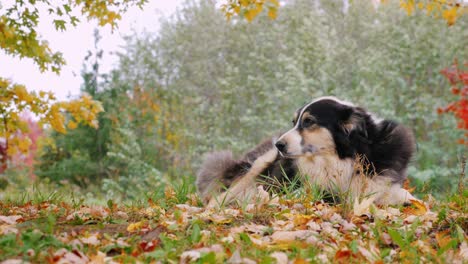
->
[302, 117, 315, 128]
[292, 119, 296, 125]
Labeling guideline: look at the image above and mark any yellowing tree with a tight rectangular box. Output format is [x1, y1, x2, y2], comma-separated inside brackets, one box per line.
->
[220, 0, 279, 21]
[221, 0, 467, 25]
[399, 0, 468, 25]
[0, 0, 146, 172]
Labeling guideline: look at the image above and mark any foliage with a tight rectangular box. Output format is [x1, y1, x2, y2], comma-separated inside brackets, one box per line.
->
[0, 79, 103, 173]
[399, 0, 468, 26]
[220, 0, 279, 21]
[37, 31, 171, 197]
[0, 0, 149, 174]
[221, 0, 468, 25]
[438, 61, 468, 145]
[102, 127, 167, 201]
[6, 113, 43, 180]
[0, 0, 147, 73]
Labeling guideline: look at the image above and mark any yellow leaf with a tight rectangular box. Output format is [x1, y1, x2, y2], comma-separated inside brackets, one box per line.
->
[209, 214, 232, 224]
[6, 145, 17, 156]
[127, 221, 145, 232]
[400, 0, 415, 16]
[13, 85, 31, 102]
[17, 138, 32, 153]
[402, 199, 427, 216]
[244, 9, 256, 22]
[442, 7, 457, 26]
[240, 0, 250, 7]
[292, 214, 314, 227]
[67, 120, 78, 130]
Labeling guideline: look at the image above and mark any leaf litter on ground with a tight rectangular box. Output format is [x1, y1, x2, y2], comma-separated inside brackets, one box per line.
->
[0, 186, 466, 263]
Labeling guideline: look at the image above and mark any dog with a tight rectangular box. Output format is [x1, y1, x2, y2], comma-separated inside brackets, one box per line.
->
[197, 96, 417, 208]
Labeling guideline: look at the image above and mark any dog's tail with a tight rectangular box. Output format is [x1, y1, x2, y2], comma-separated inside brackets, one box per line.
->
[196, 151, 250, 204]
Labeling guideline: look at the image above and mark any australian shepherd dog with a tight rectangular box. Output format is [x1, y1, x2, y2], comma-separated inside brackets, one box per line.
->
[197, 96, 417, 208]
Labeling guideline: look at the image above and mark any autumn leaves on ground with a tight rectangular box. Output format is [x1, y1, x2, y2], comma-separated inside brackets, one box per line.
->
[0, 183, 467, 263]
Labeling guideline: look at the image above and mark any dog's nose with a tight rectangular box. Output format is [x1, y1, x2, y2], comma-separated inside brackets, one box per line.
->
[275, 141, 287, 153]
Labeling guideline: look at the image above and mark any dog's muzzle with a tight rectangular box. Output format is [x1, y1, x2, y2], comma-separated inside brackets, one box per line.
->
[275, 140, 318, 158]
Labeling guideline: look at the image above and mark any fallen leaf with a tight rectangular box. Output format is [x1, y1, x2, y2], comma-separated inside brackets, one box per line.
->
[181, 244, 224, 264]
[402, 199, 427, 216]
[340, 220, 356, 232]
[271, 230, 315, 243]
[293, 214, 314, 227]
[88, 251, 106, 264]
[80, 233, 100, 246]
[209, 214, 233, 224]
[139, 241, 157, 252]
[54, 248, 89, 264]
[127, 221, 146, 232]
[358, 245, 378, 262]
[1, 260, 29, 264]
[334, 249, 354, 263]
[403, 215, 418, 224]
[459, 241, 468, 260]
[175, 204, 203, 213]
[353, 197, 374, 216]
[293, 258, 308, 264]
[0, 215, 22, 224]
[249, 234, 269, 247]
[114, 211, 128, 220]
[180, 250, 201, 264]
[227, 249, 242, 264]
[0, 225, 19, 235]
[380, 232, 392, 245]
[270, 251, 288, 264]
[66, 206, 108, 221]
[244, 223, 268, 235]
[435, 230, 452, 248]
[306, 220, 321, 231]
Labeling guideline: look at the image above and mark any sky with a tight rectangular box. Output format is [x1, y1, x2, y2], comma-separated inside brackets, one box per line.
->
[0, 1, 184, 100]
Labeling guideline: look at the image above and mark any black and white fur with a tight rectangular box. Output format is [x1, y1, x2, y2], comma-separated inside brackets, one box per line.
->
[197, 96, 417, 207]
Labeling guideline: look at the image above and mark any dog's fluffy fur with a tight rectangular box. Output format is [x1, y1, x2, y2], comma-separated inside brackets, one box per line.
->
[197, 96, 417, 207]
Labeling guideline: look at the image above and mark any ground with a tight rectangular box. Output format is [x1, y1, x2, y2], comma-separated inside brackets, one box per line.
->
[0, 185, 466, 263]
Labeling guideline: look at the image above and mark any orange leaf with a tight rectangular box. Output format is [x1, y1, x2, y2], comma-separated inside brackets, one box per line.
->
[435, 230, 452, 248]
[402, 199, 427, 216]
[293, 258, 308, 264]
[334, 249, 358, 263]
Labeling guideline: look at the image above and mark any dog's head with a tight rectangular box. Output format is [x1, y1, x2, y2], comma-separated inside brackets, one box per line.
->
[275, 96, 369, 159]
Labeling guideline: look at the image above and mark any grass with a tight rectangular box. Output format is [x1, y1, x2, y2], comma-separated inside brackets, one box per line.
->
[0, 177, 467, 263]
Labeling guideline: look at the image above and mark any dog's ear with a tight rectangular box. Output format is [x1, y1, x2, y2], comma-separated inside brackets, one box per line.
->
[334, 106, 370, 159]
[340, 106, 368, 139]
